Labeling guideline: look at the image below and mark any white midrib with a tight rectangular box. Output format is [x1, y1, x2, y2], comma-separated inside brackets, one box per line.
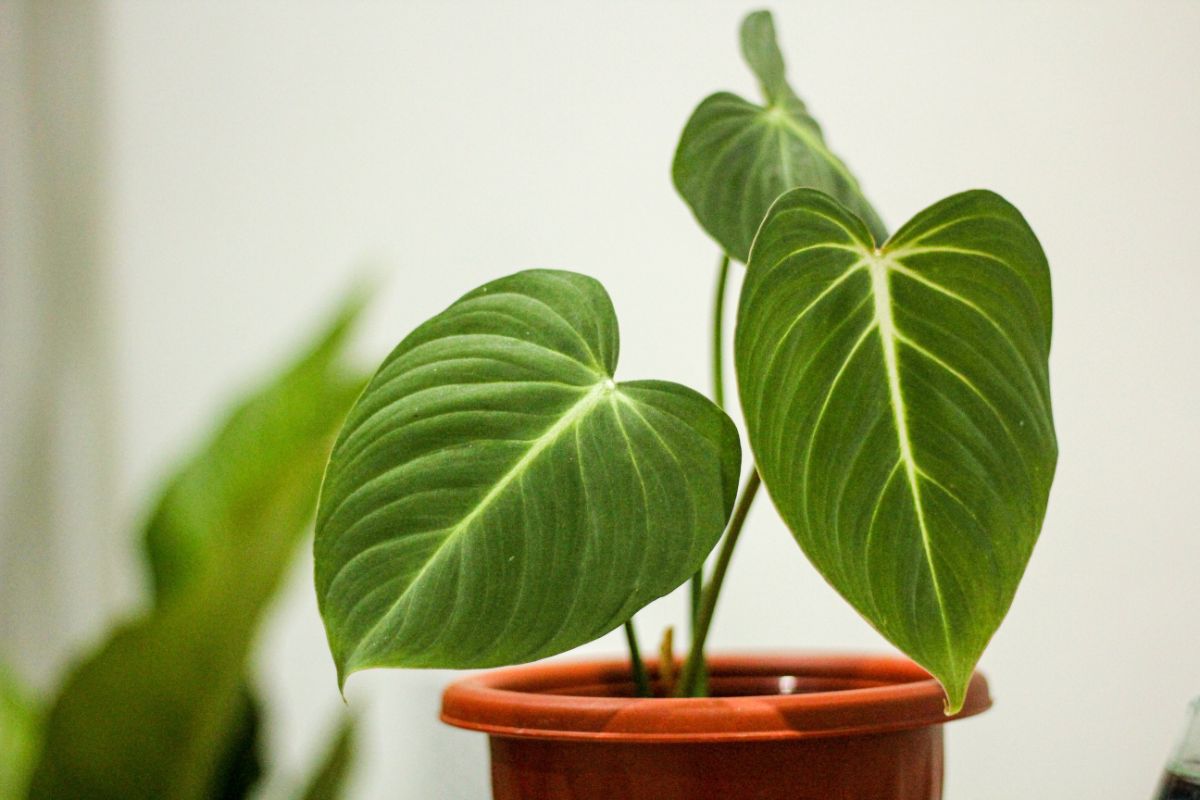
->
[867, 254, 955, 659]
[347, 378, 614, 667]
[439, 378, 612, 545]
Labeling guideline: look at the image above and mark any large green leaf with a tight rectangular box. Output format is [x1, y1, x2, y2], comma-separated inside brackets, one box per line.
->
[316, 269, 741, 684]
[672, 10, 886, 264]
[27, 296, 366, 800]
[0, 664, 39, 800]
[735, 188, 1056, 712]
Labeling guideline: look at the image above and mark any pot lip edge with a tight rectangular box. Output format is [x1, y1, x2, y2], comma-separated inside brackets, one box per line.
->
[439, 650, 992, 742]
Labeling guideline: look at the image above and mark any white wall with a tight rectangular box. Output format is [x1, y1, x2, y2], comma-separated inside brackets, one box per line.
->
[4, 2, 1199, 797]
[0, 0, 125, 690]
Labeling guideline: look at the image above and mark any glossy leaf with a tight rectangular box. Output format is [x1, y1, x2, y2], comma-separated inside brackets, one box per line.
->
[28, 296, 366, 800]
[735, 188, 1056, 711]
[673, 10, 885, 263]
[316, 269, 741, 685]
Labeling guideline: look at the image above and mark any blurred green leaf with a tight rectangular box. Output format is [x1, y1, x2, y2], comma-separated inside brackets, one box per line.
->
[297, 717, 356, 800]
[209, 689, 262, 800]
[0, 664, 40, 800]
[133, 292, 366, 800]
[27, 292, 367, 800]
[142, 290, 367, 603]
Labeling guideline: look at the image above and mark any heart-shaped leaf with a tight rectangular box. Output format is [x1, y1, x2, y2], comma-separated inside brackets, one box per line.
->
[672, 10, 886, 263]
[735, 188, 1056, 712]
[316, 269, 741, 685]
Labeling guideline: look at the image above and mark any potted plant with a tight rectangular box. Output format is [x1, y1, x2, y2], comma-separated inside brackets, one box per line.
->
[312, 10, 1056, 799]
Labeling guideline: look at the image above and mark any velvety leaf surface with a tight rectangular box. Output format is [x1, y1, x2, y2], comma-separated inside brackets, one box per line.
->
[27, 297, 365, 800]
[672, 10, 885, 263]
[316, 269, 741, 684]
[735, 188, 1056, 711]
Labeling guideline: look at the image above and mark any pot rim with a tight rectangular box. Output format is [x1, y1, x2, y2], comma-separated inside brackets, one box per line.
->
[440, 651, 991, 743]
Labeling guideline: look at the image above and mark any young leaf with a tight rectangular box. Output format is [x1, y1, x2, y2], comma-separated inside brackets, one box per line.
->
[316, 269, 741, 685]
[27, 295, 366, 800]
[672, 10, 886, 263]
[735, 188, 1056, 712]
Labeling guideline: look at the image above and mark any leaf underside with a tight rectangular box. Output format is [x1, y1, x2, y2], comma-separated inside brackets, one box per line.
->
[672, 10, 885, 264]
[735, 188, 1056, 711]
[316, 269, 741, 685]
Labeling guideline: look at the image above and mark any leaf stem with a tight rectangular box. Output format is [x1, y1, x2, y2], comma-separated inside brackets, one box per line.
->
[676, 468, 762, 698]
[711, 253, 731, 410]
[687, 252, 733, 694]
[624, 620, 652, 697]
[687, 574, 704, 694]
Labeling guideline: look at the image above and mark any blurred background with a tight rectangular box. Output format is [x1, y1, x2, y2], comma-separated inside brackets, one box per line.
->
[2, 1, 1198, 798]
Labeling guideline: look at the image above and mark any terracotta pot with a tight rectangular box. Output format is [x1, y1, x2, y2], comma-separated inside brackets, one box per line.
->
[441, 652, 991, 800]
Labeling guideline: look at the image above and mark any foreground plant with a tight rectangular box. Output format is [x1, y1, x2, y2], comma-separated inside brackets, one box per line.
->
[15, 296, 365, 800]
[314, 10, 1056, 714]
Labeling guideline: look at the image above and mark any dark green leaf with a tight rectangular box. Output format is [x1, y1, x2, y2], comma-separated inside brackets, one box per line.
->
[735, 189, 1056, 712]
[297, 717, 355, 800]
[316, 269, 741, 685]
[27, 294, 366, 800]
[0, 664, 39, 800]
[673, 10, 886, 263]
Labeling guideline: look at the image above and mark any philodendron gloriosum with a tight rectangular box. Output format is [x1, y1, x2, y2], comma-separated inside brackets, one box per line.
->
[313, 10, 1056, 714]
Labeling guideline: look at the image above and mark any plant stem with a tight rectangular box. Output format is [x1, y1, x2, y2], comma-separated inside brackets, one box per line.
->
[676, 468, 762, 698]
[658, 625, 676, 696]
[711, 254, 731, 410]
[686, 252, 732, 694]
[624, 619, 652, 697]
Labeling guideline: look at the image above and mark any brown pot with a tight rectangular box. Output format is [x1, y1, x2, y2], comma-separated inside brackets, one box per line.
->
[441, 652, 991, 800]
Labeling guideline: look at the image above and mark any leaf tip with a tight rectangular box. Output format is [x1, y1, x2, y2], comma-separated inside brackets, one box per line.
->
[739, 9, 788, 104]
[330, 639, 359, 699]
[739, 9, 777, 47]
[936, 671, 971, 717]
[335, 661, 354, 702]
